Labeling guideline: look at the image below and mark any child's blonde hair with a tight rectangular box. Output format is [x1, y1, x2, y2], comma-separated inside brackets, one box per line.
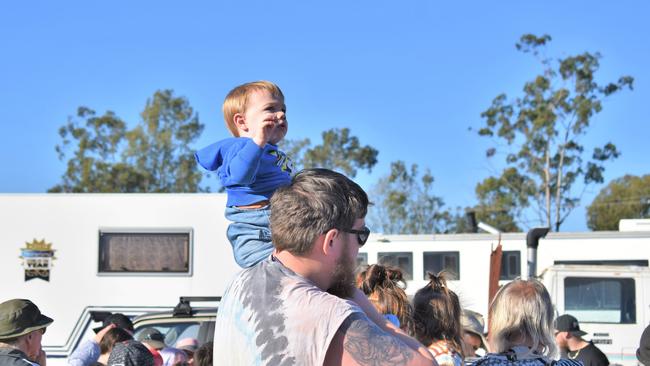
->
[222, 81, 285, 136]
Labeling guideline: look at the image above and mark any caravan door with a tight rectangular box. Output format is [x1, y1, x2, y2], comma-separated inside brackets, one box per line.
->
[548, 265, 647, 366]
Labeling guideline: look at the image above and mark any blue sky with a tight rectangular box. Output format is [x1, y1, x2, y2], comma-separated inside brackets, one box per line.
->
[1, 1, 648, 232]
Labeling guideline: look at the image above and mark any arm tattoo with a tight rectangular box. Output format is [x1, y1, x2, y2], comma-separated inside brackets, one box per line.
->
[341, 313, 415, 366]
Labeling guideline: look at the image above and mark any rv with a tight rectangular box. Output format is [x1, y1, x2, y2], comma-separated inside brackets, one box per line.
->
[2, 194, 649, 365]
[359, 221, 650, 366]
[1, 194, 240, 365]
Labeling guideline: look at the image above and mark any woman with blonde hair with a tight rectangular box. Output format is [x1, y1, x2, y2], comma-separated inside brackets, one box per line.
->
[356, 263, 412, 332]
[471, 278, 581, 366]
[411, 272, 464, 366]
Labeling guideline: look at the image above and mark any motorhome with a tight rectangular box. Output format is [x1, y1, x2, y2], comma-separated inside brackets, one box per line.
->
[1, 194, 240, 365]
[359, 220, 650, 366]
[2, 194, 648, 365]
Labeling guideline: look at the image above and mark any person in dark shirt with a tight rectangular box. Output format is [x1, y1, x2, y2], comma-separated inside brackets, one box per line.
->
[554, 314, 609, 366]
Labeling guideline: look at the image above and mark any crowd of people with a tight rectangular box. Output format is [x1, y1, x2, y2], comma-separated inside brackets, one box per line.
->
[1, 81, 649, 366]
[0, 300, 212, 366]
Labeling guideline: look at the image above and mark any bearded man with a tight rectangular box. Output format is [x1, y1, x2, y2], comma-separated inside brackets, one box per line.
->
[214, 168, 436, 366]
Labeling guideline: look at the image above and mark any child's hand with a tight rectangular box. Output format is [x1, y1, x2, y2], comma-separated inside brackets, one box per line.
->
[252, 118, 280, 147]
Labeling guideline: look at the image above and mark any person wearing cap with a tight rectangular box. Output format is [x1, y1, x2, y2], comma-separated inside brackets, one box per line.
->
[554, 314, 609, 366]
[0, 299, 53, 366]
[67, 313, 134, 366]
[461, 309, 488, 358]
[174, 338, 198, 363]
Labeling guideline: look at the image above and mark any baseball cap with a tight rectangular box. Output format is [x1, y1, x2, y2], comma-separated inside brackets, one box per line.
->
[93, 313, 134, 334]
[136, 327, 166, 350]
[554, 314, 587, 336]
[0, 299, 53, 339]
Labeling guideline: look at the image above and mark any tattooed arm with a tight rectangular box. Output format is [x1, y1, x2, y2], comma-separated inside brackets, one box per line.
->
[324, 313, 437, 366]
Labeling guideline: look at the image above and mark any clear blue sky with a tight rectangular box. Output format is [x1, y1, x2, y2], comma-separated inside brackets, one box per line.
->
[1, 1, 648, 232]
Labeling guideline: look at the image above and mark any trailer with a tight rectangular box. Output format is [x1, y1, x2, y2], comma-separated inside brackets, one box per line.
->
[358, 225, 650, 366]
[0, 194, 240, 366]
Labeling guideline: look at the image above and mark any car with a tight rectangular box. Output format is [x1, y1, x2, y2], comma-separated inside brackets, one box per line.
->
[131, 296, 220, 348]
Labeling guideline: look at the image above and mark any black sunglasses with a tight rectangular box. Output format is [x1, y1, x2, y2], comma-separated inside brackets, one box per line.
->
[341, 226, 370, 246]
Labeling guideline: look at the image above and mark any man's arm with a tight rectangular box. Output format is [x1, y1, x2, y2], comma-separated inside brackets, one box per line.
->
[349, 288, 433, 360]
[324, 313, 436, 366]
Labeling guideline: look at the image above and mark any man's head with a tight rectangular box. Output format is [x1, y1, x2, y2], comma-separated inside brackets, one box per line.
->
[270, 168, 369, 255]
[135, 327, 166, 350]
[270, 168, 369, 297]
[0, 299, 53, 360]
[554, 314, 587, 349]
[93, 312, 134, 334]
[488, 278, 556, 357]
[222, 80, 287, 143]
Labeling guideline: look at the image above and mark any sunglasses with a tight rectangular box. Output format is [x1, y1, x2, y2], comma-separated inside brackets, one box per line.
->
[341, 226, 370, 246]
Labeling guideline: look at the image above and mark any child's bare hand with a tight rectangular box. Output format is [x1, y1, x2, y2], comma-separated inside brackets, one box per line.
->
[252, 119, 279, 147]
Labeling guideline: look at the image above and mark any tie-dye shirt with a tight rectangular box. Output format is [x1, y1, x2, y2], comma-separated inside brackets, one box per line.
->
[213, 258, 363, 365]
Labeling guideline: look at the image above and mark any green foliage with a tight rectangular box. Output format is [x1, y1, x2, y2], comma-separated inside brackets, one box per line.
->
[279, 127, 378, 178]
[50, 90, 205, 193]
[587, 174, 650, 231]
[470, 168, 534, 232]
[476, 34, 633, 231]
[368, 161, 450, 234]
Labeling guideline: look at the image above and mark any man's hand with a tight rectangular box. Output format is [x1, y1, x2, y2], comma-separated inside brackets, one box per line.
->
[93, 323, 116, 344]
[35, 348, 47, 366]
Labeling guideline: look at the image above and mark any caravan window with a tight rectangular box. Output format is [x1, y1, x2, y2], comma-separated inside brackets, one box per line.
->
[377, 252, 413, 280]
[423, 251, 460, 280]
[99, 231, 191, 274]
[564, 277, 636, 324]
[500, 251, 521, 280]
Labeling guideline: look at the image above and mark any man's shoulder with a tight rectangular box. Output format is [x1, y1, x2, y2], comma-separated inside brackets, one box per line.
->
[580, 342, 609, 364]
[0, 348, 39, 366]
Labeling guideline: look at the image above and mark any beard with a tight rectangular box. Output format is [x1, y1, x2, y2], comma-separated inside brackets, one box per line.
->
[326, 242, 357, 299]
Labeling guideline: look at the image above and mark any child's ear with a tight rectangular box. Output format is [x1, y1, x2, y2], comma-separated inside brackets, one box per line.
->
[233, 113, 248, 133]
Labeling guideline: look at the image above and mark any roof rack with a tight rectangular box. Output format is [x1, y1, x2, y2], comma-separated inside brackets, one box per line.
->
[172, 296, 221, 318]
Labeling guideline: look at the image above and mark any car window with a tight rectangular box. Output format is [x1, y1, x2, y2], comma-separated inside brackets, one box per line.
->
[134, 322, 201, 347]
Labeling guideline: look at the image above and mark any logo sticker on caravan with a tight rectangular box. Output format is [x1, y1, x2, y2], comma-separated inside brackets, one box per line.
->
[19, 239, 57, 282]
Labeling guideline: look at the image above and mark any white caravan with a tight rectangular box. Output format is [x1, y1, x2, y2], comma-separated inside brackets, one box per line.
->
[358, 224, 650, 366]
[0, 194, 240, 366]
[2, 194, 649, 365]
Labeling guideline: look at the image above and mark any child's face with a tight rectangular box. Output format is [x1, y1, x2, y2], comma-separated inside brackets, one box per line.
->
[238, 89, 287, 144]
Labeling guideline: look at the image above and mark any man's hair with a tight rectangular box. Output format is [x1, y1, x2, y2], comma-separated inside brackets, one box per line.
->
[411, 272, 463, 355]
[270, 168, 369, 255]
[222, 80, 284, 136]
[100, 327, 133, 354]
[489, 278, 557, 357]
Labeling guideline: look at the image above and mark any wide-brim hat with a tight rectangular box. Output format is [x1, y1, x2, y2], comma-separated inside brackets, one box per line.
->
[0, 299, 53, 339]
[461, 309, 489, 351]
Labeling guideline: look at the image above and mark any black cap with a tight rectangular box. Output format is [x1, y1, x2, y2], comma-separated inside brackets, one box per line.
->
[93, 313, 134, 334]
[554, 314, 587, 337]
[136, 327, 165, 350]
